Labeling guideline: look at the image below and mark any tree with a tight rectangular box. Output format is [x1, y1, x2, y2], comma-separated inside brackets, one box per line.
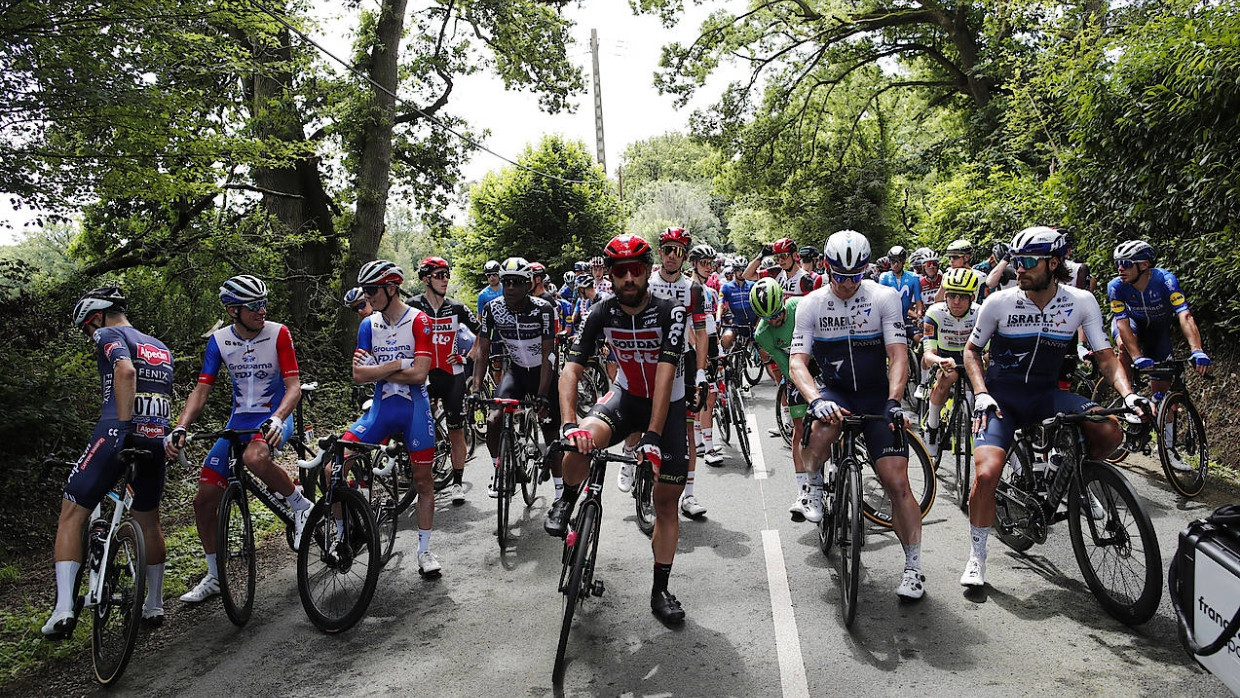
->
[625, 179, 723, 248]
[619, 132, 722, 191]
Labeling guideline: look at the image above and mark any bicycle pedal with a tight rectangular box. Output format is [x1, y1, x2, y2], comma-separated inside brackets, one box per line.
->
[592, 580, 605, 596]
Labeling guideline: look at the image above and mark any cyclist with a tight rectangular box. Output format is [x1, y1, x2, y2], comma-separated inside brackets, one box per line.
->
[588, 256, 613, 296]
[690, 244, 722, 292]
[982, 241, 1019, 296]
[344, 287, 372, 317]
[44, 288, 174, 637]
[472, 258, 564, 499]
[1108, 240, 1212, 392]
[636, 226, 710, 517]
[408, 256, 481, 506]
[698, 273, 724, 466]
[548, 233, 693, 624]
[934, 239, 984, 303]
[920, 267, 982, 458]
[879, 245, 924, 335]
[477, 260, 503, 315]
[798, 245, 822, 283]
[750, 279, 816, 520]
[559, 271, 576, 303]
[789, 230, 927, 600]
[570, 274, 602, 332]
[718, 260, 757, 353]
[964, 226, 1148, 588]
[743, 237, 821, 296]
[918, 248, 943, 309]
[166, 275, 310, 603]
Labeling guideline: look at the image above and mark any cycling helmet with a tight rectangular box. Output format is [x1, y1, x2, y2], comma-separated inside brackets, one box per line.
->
[563, 271, 576, 284]
[660, 226, 691, 248]
[483, 260, 501, 275]
[589, 256, 604, 267]
[219, 274, 268, 305]
[688, 244, 717, 263]
[759, 256, 779, 272]
[603, 233, 654, 266]
[945, 239, 973, 256]
[887, 245, 907, 262]
[923, 248, 940, 263]
[358, 260, 404, 286]
[771, 237, 797, 254]
[1113, 240, 1155, 263]
[822, 230, 871, 272]
[417, 256, 450, 279]
[529, 261, 547, 277]
[499, 257, 533, 280]
[72, 286, 127, 327]
[749, 278, 785, 319]
[343, 287, 366, 308]
[1010, 226, 1068, 257]
[942, 266, 981, 297]
[576, 274, 595, 289]
[877, 256, 893, 273]
[798, 245, 818, 260]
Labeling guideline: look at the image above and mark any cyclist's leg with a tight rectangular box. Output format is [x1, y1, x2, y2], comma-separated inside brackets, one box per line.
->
[402, 392, 438, 557]
[653, 397, 689, 622]
[193, 436, 233, 557]
[964, 387, 1022, 584]
[1054, 389, 1122, 460]
[239, 415, 297, 497]
[128, 445, 168, 616]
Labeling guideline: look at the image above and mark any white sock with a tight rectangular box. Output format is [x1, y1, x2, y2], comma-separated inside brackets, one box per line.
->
[417, 529, 431, 555]
[145, 562, 165, 612]
[808, 471, 824, 489]
[286, 487, 310, 510]
[684, 470, 695, 498]
[927, 401, 945, 429]
[54, 560, 81, 614]
[694, 423, 703, 448]
[970, 524, 990, 561]
[702, 428, 714, 452]
[205, 553, 219, 580]
[795, 472, 808, 489]
[553, 478, 564, 501]
[903, 543, 922, 571]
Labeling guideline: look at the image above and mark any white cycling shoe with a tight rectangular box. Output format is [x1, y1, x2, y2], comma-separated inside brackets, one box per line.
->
[802, 492, 824, 523]
[179, 574, 220, 603]
[896, 569, 926, 600]
[41, 609, 76, 638]
[680, 495, 707, 518]
[292, 506, 312, 550]
[617, 462, 635, 493]
[960, 557, 986, 587]
[417, 550, 443, 578]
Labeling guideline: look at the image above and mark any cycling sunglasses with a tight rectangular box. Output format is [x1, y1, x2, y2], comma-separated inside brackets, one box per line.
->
[240, 299, 267, 312]
[946, 292, 973, 302]
[660, 245, 686, 256]
[349, 302, 368, 312]
[610, 261, 649, 279]
[830, 270, 865, 284]
[1011, 255, 1049, 270]
[1116, 259, 1138, 270]
[428, 270, 450, 280]
[362, 284, 388, 296]
[500, 277, 529, 287]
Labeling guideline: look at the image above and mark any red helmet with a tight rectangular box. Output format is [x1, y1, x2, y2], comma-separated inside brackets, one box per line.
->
[604, 234, 654, 266]
[417, 256, 450, 278]
[529, 261, 546, 277]
[771, 237, 797, 254]
[659, 226, 690, 248]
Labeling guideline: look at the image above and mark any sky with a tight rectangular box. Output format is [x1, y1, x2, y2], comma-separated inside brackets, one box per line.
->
[0, 0, 740, 244]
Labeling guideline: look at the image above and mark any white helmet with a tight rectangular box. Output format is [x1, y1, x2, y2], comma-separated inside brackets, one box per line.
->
[822, 230, 871, 272]
[218, 275, 268, 306]
[1113, 240, 1155, 263]
[1010, 226, 1067, 257]
[357, 260, 405, 286]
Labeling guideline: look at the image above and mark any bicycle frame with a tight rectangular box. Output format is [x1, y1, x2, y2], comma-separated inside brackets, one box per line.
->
[83, 452, 145, 610]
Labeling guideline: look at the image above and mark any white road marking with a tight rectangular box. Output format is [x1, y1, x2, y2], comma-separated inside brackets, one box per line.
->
[749, 413, 769, 479]
[761, 529, 810, 698]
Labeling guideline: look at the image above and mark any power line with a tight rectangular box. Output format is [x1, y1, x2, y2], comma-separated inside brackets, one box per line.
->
[245, 0, 605, 186]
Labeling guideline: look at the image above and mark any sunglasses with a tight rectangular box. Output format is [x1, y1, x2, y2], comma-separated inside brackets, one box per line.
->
[1116, 259, 1138, 270]
[485, 272, 499, 278]
[660, 245, 686, 256]
[775, 252, 793, 259]
[362, 284, 387, 296]
[239, 299, 267, 312]
[350, 302, 369, 312]
[946, 292, 973, 301]
[1012, 255, 1048, 270]
[830, 270, 865, 284]
[610, 261, 649, 279]
[924, 260, 939, 267]
[500, 277, 528, 287]
[429, 270, 450, 280]
[947, 254, 967, 260]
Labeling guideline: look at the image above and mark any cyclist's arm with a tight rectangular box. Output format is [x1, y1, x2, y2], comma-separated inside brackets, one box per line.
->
[387, 355, 431, 385]
[271, 376, 301, 422]
[471, 333, 491, 389]
[886, 341, 908, 402]
[963, 341, 989, 397]
[537, 333, 555, 398]
[114, 358, 136, 422]
[986, 259, 1009, 289]
[1176, 309, 1206, 356]
[741, 254, 762, 282]
[1114, 318, 1141, 362]
[1096, 347, 1134, 397]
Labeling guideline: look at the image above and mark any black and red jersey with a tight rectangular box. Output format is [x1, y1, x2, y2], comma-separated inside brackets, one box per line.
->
[407, 294, 480, 375]
[568, 295, 686, 401]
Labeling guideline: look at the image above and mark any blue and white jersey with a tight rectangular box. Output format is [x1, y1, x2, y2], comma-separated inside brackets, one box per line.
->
[718, 279, 757, 327]
[879, 270, 921, 317]
[969, 285, 1110, 387]
[94, 326, 174, 438]
[1106, 267, 1190, 331]
[789, 281, 906, 393]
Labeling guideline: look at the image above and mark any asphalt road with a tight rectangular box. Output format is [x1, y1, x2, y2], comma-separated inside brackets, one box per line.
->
[32, 378, 1232, 696]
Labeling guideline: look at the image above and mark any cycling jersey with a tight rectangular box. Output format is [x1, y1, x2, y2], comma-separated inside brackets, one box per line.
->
[968, 285, 1111, 387]
[199, 322, 299, 417]
[703, 286, 719, 336]
[478, 295, 555, 370]
[760, 266, 820, 296]
[1107, 267, 1190, 331]
[407, 294, 480, 376]
[572, 292, 601, 334]
[357, 308, 433, 401]
[476, 284, 502, 316]
[753, 297, 803, 378]
[718, 279, 757, 328]
[536, 290, 563, 333]
[919, 273, 942, 306]
[879, 270, 921, 318]
[648, 270, 707, 350]
[790, 280, 906, 393]
[698, 272, 721, 292]
[1064, 259, 1092, 289]
[568, 295, 687, 401]
[922, 301, 981, 358]
[593, 275, 613, 296]
[94, 326, 174, 437]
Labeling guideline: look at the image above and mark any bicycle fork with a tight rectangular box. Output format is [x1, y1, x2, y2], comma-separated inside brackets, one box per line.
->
[86, 486, 135, 609]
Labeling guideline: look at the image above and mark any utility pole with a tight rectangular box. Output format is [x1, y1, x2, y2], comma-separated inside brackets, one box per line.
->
[590, 28, 607, 175]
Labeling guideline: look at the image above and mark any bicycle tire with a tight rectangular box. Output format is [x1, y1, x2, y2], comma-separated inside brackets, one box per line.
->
[861, 427, 936, 527]
[817, 473, 837, 557]
[1157, 391, 1208, 497]
[838, 460, 863, 628]
[743, 346, 764, 387]
[575, 371, 597, 419]
[217, 482, 255, 627]
[359, 455, 398, 563]
[296, 487, 380, 633]
[1067, 459, 1163, 625]
[91, 519, 145, 685]
[775, 381, 794, 447]
[732, 386, 753, 469]
[714, 394, 731, 445]
[634, 462, 655, 537]
[1090, 377, 1130, 463]
[385, 449, 417, 517]
[432, 416, 453, 492]
[495, 430, 514, 550]
[994, 442, 1037, 553]
[521, 412, 542, 507]
[903, 345, 922, 416]
[953, 401, 972, 512]
[554, 503, 598, 683]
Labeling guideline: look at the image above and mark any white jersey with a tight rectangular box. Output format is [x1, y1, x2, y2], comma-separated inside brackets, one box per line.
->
[922, 301, 981, 356]
[649, 269, 707, 352]
[790, 281, 906, 393]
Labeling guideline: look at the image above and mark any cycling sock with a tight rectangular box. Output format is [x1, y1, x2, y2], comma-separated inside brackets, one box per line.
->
[553, 478, 564, 501]
[54, 560, 80, 614]
[808, 471, 824, 489]
[970, 524, 990, 561]
[452, 468, 464, 485]
[694, 423, 703, 449]
[335, 519, 344, 539]
[702, 428, 714, 453]
[145, 562, 165, 611]
[795, 472, 808, 489]
[286, 487, 309, 510]
[560, 483, 582, 508]
[653, 562, 673, 595]
[206, 553, 219, 580]
[927, 401, 944, 429]
[903, 543, 922, 571]
[684, 471, 696, 498]
[417, 529, 431, 555]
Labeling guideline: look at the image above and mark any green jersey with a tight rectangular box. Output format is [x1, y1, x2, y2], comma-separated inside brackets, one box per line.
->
[753, 297, 801, 377]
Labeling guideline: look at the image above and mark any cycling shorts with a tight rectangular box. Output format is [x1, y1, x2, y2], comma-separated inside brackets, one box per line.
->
[974, 385, 1097, 452]
[495, 364, 561, 424]
[427, 368, 466, 430]
[1113, 318, 1174, 373]
[65, 422, 165, 512]
[201, 411, 295, 489]
[344, 389, 435, 461]
[816, 388, 908, 460]
[784, 381, 807, 420]
[587, 390, 689, 485]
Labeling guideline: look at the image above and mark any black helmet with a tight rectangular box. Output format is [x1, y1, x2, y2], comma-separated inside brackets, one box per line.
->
[72, 286, 127, 327]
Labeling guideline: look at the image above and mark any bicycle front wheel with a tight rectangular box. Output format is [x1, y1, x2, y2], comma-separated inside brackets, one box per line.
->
[554, 503, 598, 683]
[953, 402, 972, 512]
[732, 387, 753, 469]
[838, 462, 863, 628]
[496, 431, 514, 550]
[297, 488, 381, 633]
[714, 394, 731, 445]
[1157, 392, 1208, 497]
[217, 482, 255, 627]
[634, 462, 655, 537]
[775, 381, 794, 447]
[743, 346, 764, 387]
[861, 428, 936, 528]
[521, 413, 542, 507]
[92, 519, 145, 685]
[1068, 460, 1162, 625]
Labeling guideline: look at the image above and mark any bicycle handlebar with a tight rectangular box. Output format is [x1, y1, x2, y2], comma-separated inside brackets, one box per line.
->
[800, 412, 906, 451]
[547, 440, 639, 465]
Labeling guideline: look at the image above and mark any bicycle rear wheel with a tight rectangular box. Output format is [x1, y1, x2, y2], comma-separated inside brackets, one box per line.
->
[297, 487, 380, 633]
[217, 482, 255, 627]
[953, 403, 972, 512]
[383, 449, 416, 517]
[356, 455, 398, 563]
[575, 371, 598, 419]
[521, 412, 542, 507]
[554, 503, 598, 683]
[817, 475, 837, 557]
[1090, 377, 1129, 463]
[775, 381, 794, 447]
[838, 461, 863, 628]
[432, 415, 453, 491]
[92, 519, 145, 685]
[1157, 392, 1208, 497]
[732, 387, 753, 469]
[714, 394, 731, 445]
[743, 345, 764, 387]
[1068, 460, 1162, 625]
[861, 428, 935, 527]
